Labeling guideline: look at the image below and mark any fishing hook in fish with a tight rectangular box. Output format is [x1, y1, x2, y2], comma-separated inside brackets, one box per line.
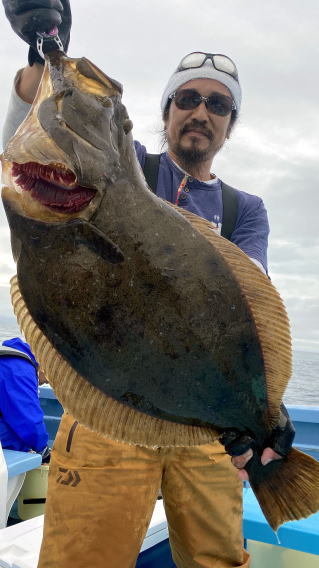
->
[36, 32, 64, 61]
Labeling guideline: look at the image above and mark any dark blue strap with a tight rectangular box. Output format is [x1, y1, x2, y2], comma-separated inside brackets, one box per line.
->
[220, 182, 238, 240]
[143, 153, 161, 193]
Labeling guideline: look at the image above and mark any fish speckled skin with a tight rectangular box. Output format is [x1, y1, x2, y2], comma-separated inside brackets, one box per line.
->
[2, 51, 319, 531]
[2, 52, 271, 439]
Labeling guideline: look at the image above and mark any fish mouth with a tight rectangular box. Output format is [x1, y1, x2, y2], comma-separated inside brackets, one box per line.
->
[12, 162, 96, 214]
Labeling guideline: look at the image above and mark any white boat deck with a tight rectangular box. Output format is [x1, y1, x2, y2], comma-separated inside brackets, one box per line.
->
[0, 500, 168, 568]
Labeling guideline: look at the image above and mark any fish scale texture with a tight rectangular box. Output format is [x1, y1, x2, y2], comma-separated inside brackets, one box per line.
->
[10, 203, 291, 446]
[10, 274, 217, 447]
[174, 205, 292, 428]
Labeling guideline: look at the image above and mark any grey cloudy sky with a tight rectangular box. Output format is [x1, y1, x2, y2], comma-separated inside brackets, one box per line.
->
[0, 0, 318, 353]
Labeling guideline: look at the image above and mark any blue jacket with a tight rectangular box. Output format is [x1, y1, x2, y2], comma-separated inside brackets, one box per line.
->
[0, 338, 48, 452]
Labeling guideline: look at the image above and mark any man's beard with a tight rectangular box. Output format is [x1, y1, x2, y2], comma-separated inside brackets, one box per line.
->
[167, 120, 220, 176]
[169, 138, 214, 177]
[176, 142, 210, 166]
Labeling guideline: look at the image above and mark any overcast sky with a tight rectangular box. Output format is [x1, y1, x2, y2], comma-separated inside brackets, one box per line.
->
[0, 0, 318, 354]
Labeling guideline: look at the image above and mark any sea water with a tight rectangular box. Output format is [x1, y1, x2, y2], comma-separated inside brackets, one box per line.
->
[284, 350, 319, 406]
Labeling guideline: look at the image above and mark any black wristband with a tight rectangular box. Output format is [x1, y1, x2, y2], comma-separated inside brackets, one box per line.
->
[267, 403, 295, 457]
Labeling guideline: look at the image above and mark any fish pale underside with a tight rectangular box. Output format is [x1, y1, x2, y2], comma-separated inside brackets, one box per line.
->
[2, 51, 319, 530]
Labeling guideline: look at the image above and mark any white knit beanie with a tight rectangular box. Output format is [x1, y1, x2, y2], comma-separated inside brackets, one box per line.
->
[161, 57, 242, 115]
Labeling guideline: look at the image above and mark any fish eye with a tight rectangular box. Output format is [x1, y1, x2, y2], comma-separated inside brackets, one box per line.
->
[98, 96, 113, 107]
[123, 118, 133, 134]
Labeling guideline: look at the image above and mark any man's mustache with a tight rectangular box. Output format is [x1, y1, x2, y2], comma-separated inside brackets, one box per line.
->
[180, 121, 213, 141]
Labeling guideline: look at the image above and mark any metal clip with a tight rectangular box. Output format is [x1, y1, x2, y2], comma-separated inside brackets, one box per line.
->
[36, 33, 64, 60]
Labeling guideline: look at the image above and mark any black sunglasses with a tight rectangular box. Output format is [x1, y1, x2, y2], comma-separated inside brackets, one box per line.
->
[169, 89, 236, 117]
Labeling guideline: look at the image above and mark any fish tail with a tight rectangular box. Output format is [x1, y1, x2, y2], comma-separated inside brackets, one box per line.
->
[247, 447, 319, 530]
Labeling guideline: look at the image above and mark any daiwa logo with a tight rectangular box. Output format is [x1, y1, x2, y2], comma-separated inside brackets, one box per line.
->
[57, 467, 81, 487]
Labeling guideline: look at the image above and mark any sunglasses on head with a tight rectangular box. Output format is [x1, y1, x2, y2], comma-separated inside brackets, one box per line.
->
[177, 52, 239, 81]
[169, 89, 236, 117]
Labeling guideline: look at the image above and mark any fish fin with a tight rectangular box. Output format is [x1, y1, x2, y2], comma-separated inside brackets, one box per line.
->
[76, 58, 123, 95]
[246, 448, 319, 530]
[3, 198, 123, 265]
[169, 203, 291, 425]
[66, 219, 124, 264]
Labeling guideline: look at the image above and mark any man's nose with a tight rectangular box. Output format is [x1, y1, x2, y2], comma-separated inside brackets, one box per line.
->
[190, 101, 209, 120]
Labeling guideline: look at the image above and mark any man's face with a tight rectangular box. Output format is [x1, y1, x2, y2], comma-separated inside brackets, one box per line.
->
[164, 78, 233, 166]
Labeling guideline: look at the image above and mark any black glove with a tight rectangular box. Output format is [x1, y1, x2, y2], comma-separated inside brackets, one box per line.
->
[220, 431, 255, 457]
[2, 0, 72, 65]
[220, 403, 295, 460]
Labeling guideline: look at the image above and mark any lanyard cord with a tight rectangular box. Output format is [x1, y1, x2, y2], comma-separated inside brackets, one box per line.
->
[175, 174, 189, 205]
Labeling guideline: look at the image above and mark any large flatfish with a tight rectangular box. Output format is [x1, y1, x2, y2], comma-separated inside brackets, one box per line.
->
[2, 51, 319, 530]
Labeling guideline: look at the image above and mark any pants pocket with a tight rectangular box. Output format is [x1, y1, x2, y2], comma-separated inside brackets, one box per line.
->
[65, 420, 78, 452]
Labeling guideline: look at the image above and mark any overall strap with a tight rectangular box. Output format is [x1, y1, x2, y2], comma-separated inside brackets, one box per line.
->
[142, 154, 238, 240]
[220, 181, 238, 240]
[0, 345, 37, 368]
[143, 153, 161, 193]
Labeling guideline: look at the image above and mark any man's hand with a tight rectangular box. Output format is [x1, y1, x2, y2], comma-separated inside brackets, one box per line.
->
[232, 447, 282, 481]
[221, 403, 295, 481]
[2, 0, 71, 65]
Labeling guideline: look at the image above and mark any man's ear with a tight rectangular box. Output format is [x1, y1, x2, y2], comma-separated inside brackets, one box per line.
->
[226, 124, 232, 139]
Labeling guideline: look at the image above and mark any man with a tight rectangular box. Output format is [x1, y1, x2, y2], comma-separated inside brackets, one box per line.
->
[0, 337, 50, 460]
[1, 2, 295, 567]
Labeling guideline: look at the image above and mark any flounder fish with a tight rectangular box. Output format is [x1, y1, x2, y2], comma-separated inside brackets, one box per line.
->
[2, 51, 319, 530]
